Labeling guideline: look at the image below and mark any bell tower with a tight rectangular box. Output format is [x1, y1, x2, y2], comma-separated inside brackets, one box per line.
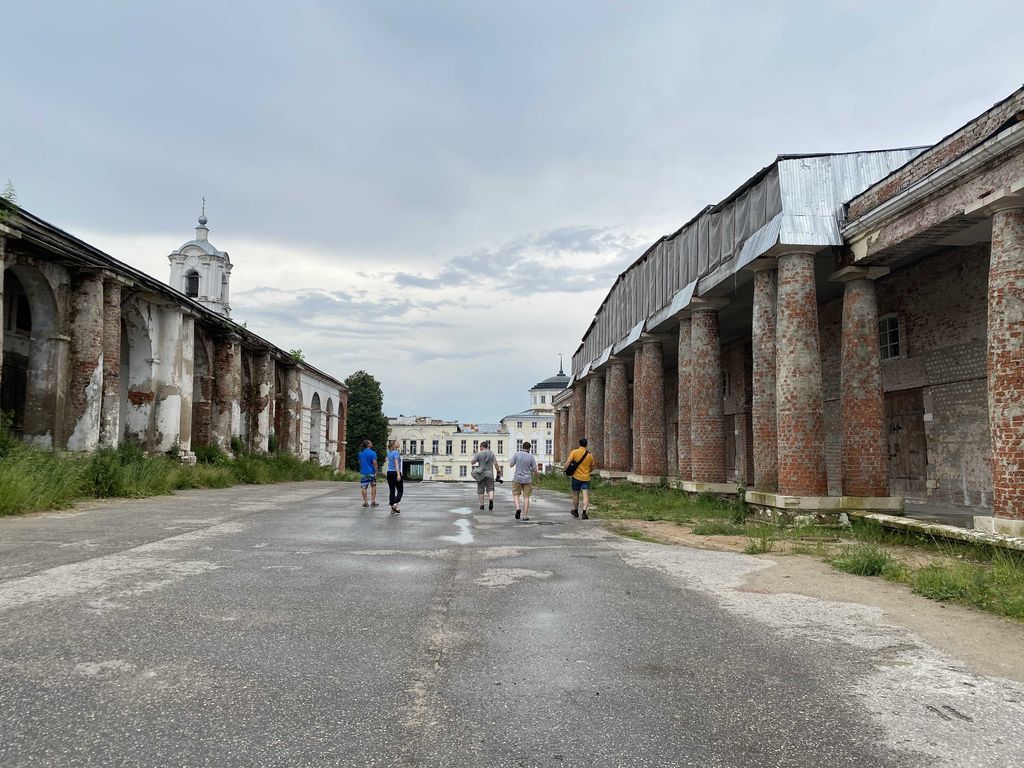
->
[168, 202, 232, 317]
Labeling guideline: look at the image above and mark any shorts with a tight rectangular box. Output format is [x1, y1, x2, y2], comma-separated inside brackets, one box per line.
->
[360, 474, 377, 488]
[512, 481, 532, 497]
[571, 478, 591, 492]
[476, 477, 495, 494]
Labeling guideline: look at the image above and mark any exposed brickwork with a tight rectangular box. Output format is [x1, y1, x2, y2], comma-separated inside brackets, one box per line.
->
[279, 365, 302, 451]
[571, 382, 587, 446]
[722, 340, 753, 485]
[552, 408, 562, 462]
[676, 319, 692, 480]
[212, 334, 242, 450]
[249, 352, 273, 452]
[637, 340, 666, 476]
[839, 275, 888, 497]
[751, 267, 778, 491]
[690, 310, 725, 483]
[664, 366, 678, 477]
[848, 88, 1024, 220]
[988, 207, 1024, 519]
[776, 252, 828, 496]
[66, 272, 104, 451]
[604, 361, 630, 471]
[632, 351, 642, 472]
[585, 374, 605, 465]
[99, 278, 122, 445]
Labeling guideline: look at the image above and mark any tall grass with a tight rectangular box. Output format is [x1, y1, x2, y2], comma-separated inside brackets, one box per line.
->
[0, 430, 352, 516]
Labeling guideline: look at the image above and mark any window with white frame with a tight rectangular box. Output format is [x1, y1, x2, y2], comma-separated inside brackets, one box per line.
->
[546, 439, 552, 454]
[459, 465, 467, 477]
[516, 439, 523, 452]
[460, 440, 467, 454]
[445, 440, 453, 455]
[531, 421, 538, 429]
[472, 440, 479, 452]
[879, 314, 901, 360]
[445, 465, 452, 475]
[432, 439, 439, 454]
[497, 440, 504, 453]
[517, 421, 523, 428]
[541, 395, 546, 404]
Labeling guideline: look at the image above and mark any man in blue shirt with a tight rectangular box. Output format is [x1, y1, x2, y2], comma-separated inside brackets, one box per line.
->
[358, 440, 379, 508]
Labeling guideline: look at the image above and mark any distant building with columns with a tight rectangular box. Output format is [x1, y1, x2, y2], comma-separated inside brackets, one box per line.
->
[553, 86, 1024, 536]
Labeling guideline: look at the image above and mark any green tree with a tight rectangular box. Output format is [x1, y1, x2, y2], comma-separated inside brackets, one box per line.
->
[0, 180, 16, 224]
[344, 370, 388, 470]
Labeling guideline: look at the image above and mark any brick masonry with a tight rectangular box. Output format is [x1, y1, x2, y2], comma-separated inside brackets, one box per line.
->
[571, 382, 587, 447]
[605, 361, 630, 471]
[212, 334, 242, 450]
[776, 252, 828, 496]
[637, 340, 666, 476]
[99, 277, 122, 445]
[988, 207, 1024, 519]
[585, 374, 605, 465]
[839, 274, 888, 497]
[66, 271, 104, 451]
[632, 351, 642, 472]
[751, 266, 778, 491]
[690, 309, 725, 483]
[676, 319, 692, 480]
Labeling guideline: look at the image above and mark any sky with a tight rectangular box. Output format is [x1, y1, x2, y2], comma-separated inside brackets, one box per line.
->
[2, 1, 1023, 422]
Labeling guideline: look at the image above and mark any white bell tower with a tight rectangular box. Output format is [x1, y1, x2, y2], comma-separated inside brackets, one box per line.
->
[168, 201, 232, 318]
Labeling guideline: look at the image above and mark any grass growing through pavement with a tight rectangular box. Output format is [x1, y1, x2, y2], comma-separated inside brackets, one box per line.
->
[535, 473, 1024, 622]
[0, 425, 357, 516]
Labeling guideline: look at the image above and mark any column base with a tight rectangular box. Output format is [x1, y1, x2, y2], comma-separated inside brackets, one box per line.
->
[177, 450, 197, 466]
[745, 491, 904, 525]
[597, 470, 631, 481]
[627, 473, 664, 486]
[974, 516, 1024, 537]
[669, 479, 738, 495]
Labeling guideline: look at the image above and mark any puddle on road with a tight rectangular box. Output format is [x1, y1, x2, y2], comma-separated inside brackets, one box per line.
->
[449, 507, 474, 515]
[440, 519, 474, 545]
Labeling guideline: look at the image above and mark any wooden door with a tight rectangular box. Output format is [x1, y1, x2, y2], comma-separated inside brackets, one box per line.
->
[885, 388, 927, 495]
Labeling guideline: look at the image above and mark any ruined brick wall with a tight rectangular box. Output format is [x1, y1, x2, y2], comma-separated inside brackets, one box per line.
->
[848, 88, 1024, 220]
[722, 340, 751, 484]
[66, 272, 104, 451]
[664, 366, 678, 477]
[819, 299, 844, 496]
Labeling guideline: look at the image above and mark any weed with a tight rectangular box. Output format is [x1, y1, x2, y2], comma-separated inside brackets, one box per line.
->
[744, 525, 776, 555]
[829, 545, 898, 577]
[607, 524, 662, 544]
[692, 520, 745, 536]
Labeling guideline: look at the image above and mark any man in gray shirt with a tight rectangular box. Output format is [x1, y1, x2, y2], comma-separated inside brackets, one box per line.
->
[509, 441, 539, 521]
[471, 440, 501, 511]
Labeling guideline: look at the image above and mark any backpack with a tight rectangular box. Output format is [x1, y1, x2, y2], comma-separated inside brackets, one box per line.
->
[471, 452, 490, 481]
[564, 450, 589, 477]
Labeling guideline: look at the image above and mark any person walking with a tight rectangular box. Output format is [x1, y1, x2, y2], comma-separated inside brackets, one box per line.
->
[386, 439, 404, 514]
[564, 437, 595, 519]
[509, 440, 538, 521]
[358, 439, 379, 508]
[471, 440, 501, 511]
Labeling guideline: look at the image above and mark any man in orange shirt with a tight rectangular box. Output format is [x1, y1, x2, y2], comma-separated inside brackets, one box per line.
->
[564, 437, 595, 519]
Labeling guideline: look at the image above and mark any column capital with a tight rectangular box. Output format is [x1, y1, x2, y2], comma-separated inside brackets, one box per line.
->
[745, 257, 778, 273]
[688, 297, 728, 312]
[773, 246, 822, 259]
[966, 177, 1024, 217]
[638, 332, 671, 345]
[830, 265, 889, 284]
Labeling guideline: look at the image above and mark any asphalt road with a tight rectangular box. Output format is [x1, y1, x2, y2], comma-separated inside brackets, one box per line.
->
[1, 481, 1021, 767]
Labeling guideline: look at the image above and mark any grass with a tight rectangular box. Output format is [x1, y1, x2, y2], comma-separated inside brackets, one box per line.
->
[744, 525, 776, 555]
[607, 524, 663, 544]
[0, 430, 355, 516]
[691, 520, 746, 536]
[828, 544, 902, 577]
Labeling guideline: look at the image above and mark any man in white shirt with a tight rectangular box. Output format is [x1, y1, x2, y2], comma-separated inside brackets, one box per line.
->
[509, 441, 539, 521]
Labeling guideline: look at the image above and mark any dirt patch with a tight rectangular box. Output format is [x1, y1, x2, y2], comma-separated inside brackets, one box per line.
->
[608, 519, 1024, 683]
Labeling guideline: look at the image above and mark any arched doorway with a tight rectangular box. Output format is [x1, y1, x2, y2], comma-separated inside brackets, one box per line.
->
[3, 266, 62, 447]
[325, 397, 334, 453]
[309, 392, 322, 460]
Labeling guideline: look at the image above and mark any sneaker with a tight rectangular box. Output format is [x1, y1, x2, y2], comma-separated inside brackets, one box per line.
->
[515, 509, 521, 519]
[581, 510, 589, 520]
[570, 509, 579, 518]
[489, 499, 493, 511]
[362, 502, 369, 508]
[390, 506, 398, 514]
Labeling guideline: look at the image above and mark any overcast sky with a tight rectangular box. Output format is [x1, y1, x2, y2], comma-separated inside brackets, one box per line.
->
[3, 1, 1023, 422]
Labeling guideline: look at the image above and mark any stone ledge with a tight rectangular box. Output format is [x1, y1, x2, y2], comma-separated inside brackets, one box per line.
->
[974, 516, 1024, 538]
[745, 491, 905, 514]
[597, 470, 631, 481]
[671, 479, 738, 495]
[854, 512, 1024, 553]
[626, 474, 664, 486]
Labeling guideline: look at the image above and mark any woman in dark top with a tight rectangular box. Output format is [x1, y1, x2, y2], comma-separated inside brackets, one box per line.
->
[386, 440, 404, 514]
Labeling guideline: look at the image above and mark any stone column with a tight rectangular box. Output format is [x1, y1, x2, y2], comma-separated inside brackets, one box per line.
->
[690, 304, 726, 483]
[988, 206, 1024, 520]
[676, 319, 693, 480]
[637, 337, 667, 477]
[632, 351, 642, 472]
[605, 360, 630, 471]
[177, 314, 194, 453]
[834, 267, 889, 498]
[585, 373, 605, 465]
[281, 365, 303, 457]
[252, 351, 274, 452]
[66, 271, 105, 451]
[99, 277, 124, 445]
[212, 333, 242, 451]
[750, 261, 778, 491]
[571, 381, 587, 445]
[776, 251, 828, 497]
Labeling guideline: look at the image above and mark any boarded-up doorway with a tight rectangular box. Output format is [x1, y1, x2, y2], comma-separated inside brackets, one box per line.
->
[885, 388, 928, 495]
[724, 414, 736, 481]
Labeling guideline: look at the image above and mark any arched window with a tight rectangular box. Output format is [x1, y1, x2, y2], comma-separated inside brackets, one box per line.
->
[185, 270, 200, 298]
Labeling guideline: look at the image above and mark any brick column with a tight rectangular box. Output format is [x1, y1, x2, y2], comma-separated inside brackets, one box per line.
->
[281, 365, 303, 456]
[99, 277, 124, 445]
[552, 408, 562, 462]
[676, 319, 692, 480]
[632, 351, 642, 472]
[585, 373, 605, 465]
[690, 305, 725, 483]
[637, 337, 667, 477]
[212, 334, 242, 451]
[605, 360, 630, 471]
[776, 251, 827, 497]
[988, 206, 1024, 519]
[571, 381, 587, 445]
[66, 271, 105, 451]
[834, 267, 889, 498]
[750, 261, 778, 491]
[252, 351, 274, 452]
